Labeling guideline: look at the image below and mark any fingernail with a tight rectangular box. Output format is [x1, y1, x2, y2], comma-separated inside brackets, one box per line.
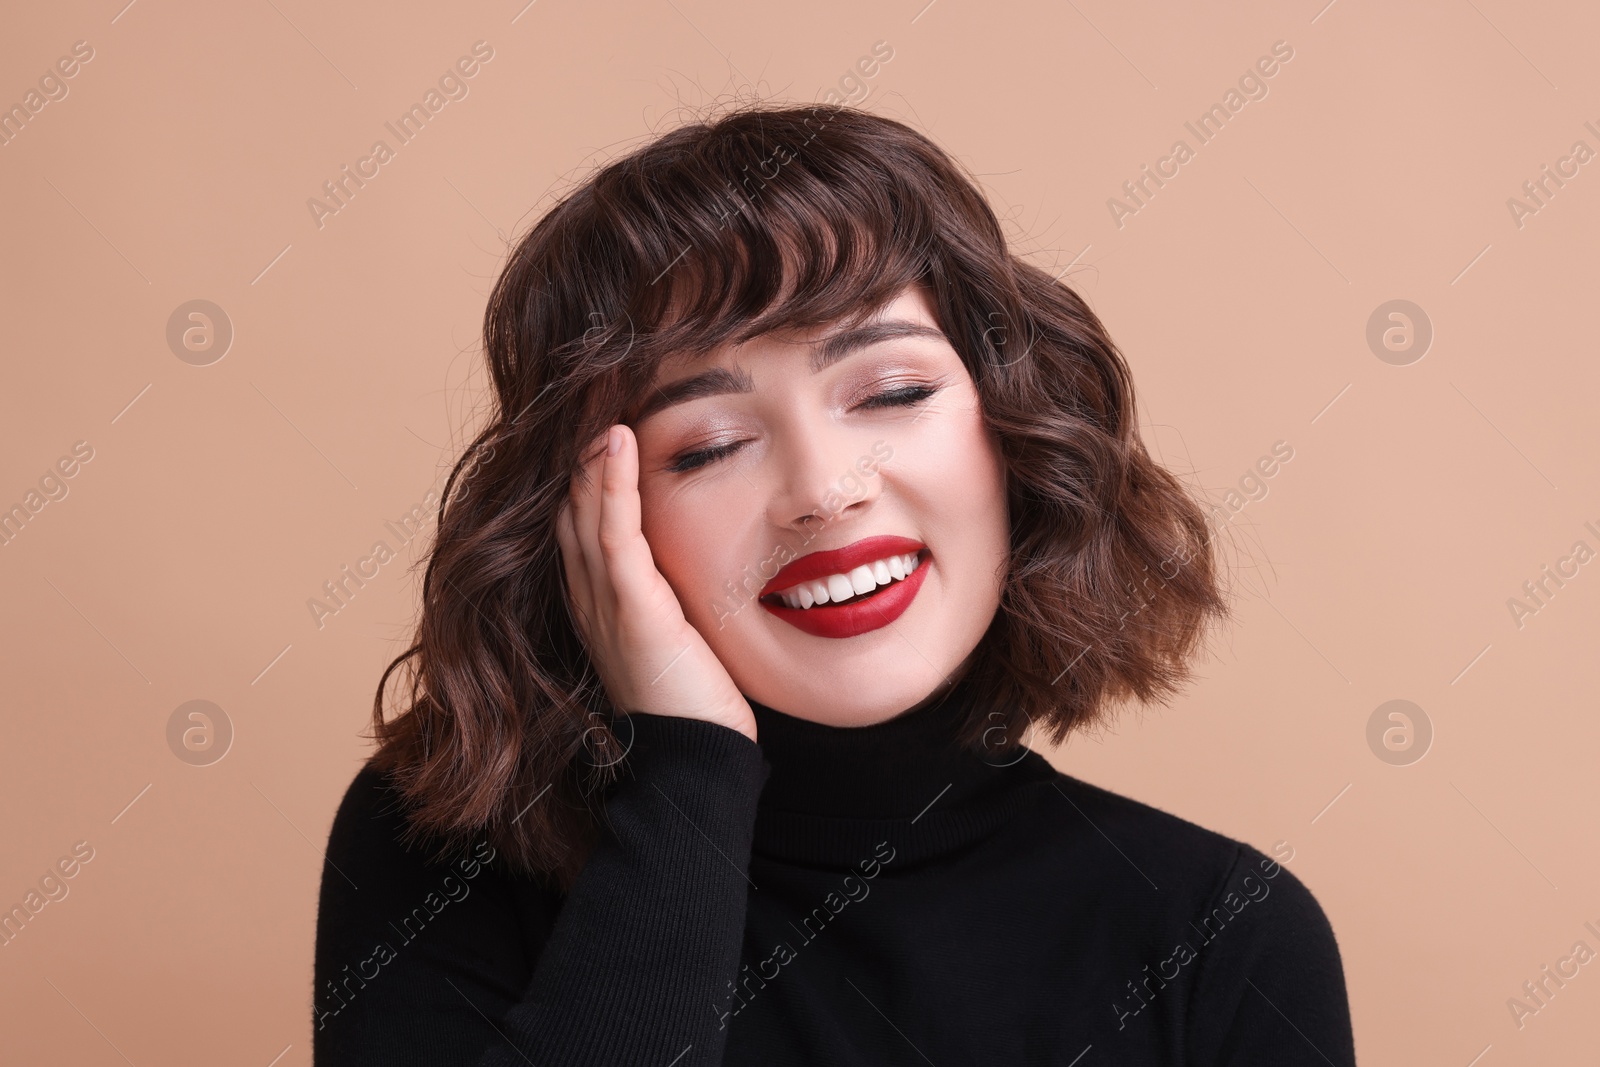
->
[606, 426, 622, 456]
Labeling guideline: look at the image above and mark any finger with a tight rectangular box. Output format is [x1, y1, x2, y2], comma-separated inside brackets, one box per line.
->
[567, 429, 608, 533]
[567, 430, 612, 607]
[555, 499, 588, 587]
[595, 425, 651, 599]
[554, 501, 594, 639]
[566, 431, 608, 518]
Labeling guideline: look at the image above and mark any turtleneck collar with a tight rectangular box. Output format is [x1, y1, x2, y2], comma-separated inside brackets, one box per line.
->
[744, 673, 1060, 869]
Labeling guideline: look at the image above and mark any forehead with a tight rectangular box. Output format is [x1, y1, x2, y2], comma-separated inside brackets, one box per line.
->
[654, 283, 939, 376]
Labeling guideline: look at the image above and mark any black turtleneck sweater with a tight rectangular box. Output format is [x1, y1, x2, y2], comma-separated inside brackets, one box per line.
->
[312, 684, 1357, 1065]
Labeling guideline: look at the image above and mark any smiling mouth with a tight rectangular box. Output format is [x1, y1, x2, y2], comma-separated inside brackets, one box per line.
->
[759, 549, 927, 610]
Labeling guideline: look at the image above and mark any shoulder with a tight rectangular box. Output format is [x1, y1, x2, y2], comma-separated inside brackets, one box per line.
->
[1032, 769, 1338, 959]
[314, 762, 541, 994]
[316, 761, 515, 958]
[1178, 834, 1353, 1061]
[326, 760, 406, 846]
[323, 761, 427, 880]
[325, 761, 422, 853]
[1037, 769, 1283, 898]
[1031, 771, 1353, 1058]
[312, 765, 559, 1053]
[324, 758, 499, 870]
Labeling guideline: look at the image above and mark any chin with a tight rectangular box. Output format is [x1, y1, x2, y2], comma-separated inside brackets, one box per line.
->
[756, 666, 955, 726]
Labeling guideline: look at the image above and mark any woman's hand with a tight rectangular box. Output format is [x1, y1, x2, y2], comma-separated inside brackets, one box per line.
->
[556, 424, 759, 744]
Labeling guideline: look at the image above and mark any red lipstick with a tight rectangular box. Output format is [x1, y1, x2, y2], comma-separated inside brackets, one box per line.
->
[759, 535, 930, 639]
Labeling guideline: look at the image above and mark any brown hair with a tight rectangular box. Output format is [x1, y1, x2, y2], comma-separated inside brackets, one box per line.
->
[367, 101, 1231, 892]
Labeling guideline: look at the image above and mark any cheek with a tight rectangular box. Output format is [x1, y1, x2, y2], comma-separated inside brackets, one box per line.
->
[922, 393, 1006, 514]
[917, 396, 1009, 584]
[639, 494, 703, 588]
[639, 484, 750, 622]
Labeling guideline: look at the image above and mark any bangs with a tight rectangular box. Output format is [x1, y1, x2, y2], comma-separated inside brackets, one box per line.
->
[552, 107, 949, 414]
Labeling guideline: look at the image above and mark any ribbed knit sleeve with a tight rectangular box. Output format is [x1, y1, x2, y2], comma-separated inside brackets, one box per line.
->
[312, 712, 770, 1067]
[482, 712, 770, 1064]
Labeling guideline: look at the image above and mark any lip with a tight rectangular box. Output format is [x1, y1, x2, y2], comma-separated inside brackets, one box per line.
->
[760, 534, 928, 597]
[758, 534, 931, 640]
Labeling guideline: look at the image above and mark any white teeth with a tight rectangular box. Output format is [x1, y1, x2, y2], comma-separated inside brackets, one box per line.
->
[773, 551, 922, 609]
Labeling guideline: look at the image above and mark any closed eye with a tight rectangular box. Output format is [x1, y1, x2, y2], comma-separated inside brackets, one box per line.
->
[665, 384, 940, 474]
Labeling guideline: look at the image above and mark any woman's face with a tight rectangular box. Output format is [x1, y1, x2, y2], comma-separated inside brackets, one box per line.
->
[632, 283, 1010, 727]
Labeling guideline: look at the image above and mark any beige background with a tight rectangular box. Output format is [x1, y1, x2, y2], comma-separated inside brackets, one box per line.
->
[3, 0, 1597, 1062]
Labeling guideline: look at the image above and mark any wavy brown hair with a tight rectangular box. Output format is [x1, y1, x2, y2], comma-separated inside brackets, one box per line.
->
[367, 101, 1231, 892]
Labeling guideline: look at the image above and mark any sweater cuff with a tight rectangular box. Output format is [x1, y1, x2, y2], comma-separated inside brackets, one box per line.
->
[618, 711, 771, 822]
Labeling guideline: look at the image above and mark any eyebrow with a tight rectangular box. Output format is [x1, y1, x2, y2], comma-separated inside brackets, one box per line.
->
[631, 320, 949, 425]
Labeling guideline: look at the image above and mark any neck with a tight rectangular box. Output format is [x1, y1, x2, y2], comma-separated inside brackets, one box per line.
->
[748, 677, 979, 819]
[744, 674, 1060, 867]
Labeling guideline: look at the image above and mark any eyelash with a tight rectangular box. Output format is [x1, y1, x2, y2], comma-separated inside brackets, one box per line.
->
[666, 384, 939, 474]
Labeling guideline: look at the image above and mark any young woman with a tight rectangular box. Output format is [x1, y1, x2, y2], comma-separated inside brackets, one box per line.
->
[313, 103, 1356, 1066]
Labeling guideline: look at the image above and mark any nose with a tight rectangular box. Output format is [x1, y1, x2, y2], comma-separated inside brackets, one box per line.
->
[765, 421, 883, 536]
